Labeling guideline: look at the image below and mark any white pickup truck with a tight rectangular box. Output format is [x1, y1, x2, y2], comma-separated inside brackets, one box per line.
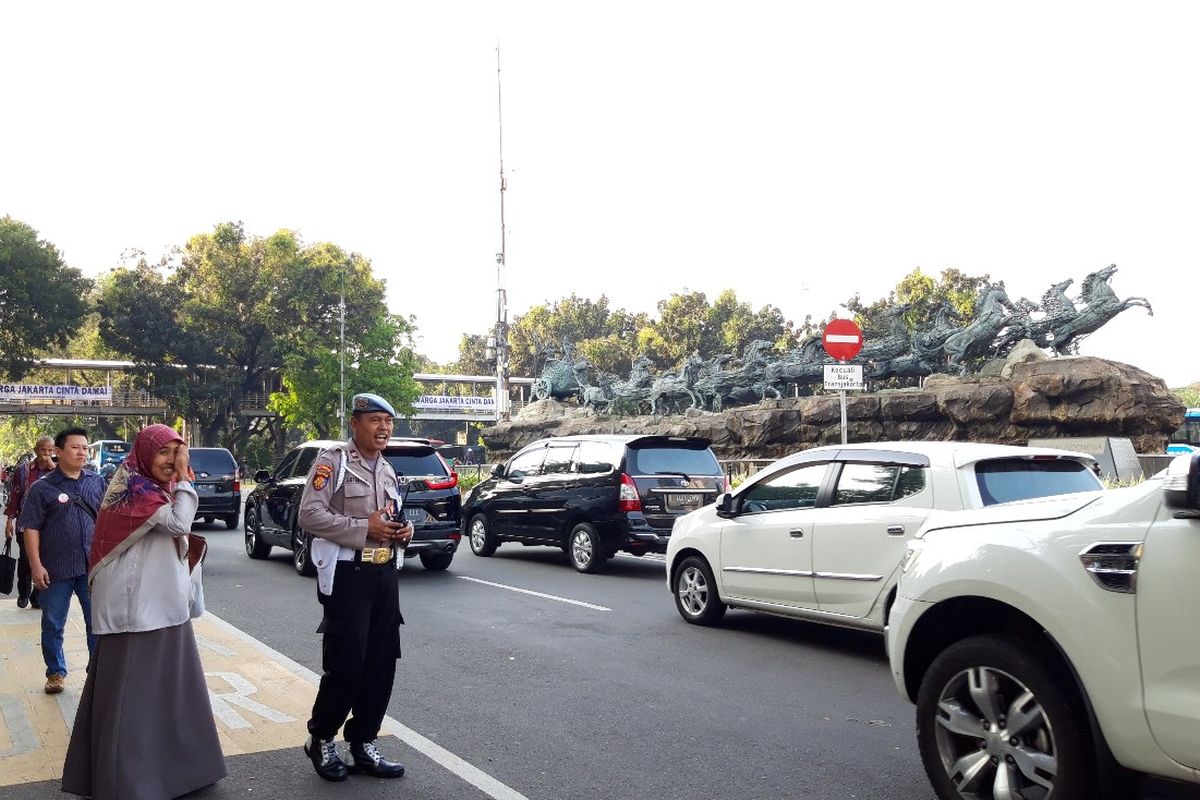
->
[887, 454, 1200, 800]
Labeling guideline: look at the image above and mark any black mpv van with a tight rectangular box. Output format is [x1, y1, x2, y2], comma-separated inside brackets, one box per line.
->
[462, 435, 725, 573]
[190, 447, 241, 529]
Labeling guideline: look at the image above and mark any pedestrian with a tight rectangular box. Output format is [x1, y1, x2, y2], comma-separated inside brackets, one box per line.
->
[17, 428, 105, 693]
[297, 392, 413, 782]
[62, 423, 226, 800]
[4, 436, 57, 609]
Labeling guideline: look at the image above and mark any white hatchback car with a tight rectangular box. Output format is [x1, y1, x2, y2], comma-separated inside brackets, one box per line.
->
[666, 441, 1102, 629]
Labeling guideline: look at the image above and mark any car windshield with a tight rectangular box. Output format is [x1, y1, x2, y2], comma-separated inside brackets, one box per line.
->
[974, 458, 1102, 505]
[627, 445, 722, 476]
[190, 449, 236, 475]
[384, 448, 449, 478]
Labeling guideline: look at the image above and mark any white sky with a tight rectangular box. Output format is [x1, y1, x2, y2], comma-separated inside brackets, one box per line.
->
[3, 2, 1197, 387]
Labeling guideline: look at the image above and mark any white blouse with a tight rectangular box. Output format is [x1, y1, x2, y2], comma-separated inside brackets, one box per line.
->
[90, 483, 200, 636]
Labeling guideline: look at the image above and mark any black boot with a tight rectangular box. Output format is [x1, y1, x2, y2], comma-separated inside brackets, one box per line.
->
[348, 740, 405, 778]
[304, 735, 348, 782]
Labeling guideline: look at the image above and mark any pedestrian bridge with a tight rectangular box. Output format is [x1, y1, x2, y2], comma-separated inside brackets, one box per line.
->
[0, 360, 534, 422]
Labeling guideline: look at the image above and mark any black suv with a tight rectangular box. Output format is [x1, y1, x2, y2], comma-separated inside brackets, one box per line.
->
[244, 438, 462, 575]
[190, 447, 240, 529]
[463, 435, 725, 572]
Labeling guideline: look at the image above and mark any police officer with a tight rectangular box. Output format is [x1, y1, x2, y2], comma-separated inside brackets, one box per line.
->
[298, 393, 413, 782]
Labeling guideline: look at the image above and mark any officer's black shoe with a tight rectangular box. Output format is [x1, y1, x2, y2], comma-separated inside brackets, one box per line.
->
[348, 740, 406, 778]
[304, 735, 348, 782]
[17, 595, 28, 609]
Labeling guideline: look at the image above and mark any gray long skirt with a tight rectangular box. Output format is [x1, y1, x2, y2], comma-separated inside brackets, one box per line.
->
[62, 620, 227, 800]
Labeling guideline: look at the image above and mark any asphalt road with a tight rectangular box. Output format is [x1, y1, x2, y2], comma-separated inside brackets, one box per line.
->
[196, 518, 1199, 800]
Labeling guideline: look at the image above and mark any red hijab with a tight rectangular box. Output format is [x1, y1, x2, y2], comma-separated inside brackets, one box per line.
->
[88, 424, 186, 577]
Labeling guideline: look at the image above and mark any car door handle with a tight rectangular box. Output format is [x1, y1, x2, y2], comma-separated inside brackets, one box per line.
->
[887, 525, 905, 536]
[789, 528, 805, 538]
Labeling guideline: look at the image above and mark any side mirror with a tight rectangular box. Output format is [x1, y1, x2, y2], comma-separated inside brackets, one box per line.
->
[490, 464, 505, 479]
[254, 469, 271, 483]
[715, 493, 735, 518]
[1163, 453, 1200, 513]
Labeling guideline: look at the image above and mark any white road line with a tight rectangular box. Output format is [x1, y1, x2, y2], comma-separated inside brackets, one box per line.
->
[202, 612, 532, 800]
[456, 576, 612, 612]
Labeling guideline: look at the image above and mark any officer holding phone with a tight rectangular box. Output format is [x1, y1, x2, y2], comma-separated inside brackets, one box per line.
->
[297, 393, 413, 782]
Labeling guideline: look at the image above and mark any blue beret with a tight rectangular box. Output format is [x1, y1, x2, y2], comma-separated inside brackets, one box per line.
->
[351, 393, 396, 416]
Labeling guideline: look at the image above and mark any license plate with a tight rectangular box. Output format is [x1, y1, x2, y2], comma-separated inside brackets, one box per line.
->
[666, 493, 703, 511]
[404, 507, 429, 523]
[194, 484, 215, 494]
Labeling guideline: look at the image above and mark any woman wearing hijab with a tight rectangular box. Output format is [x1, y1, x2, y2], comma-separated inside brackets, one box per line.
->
[62, 424, 226, 800]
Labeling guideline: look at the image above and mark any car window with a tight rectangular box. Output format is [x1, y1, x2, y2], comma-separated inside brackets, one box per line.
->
[293, 448, 319, 479]
[740, 463, 828, 513]
[574, 441, 616, 474]
[541, 445, 577, 476]
[832, 463, 927, 505]
[384, 448, 448, 477]
[507, 447, 546, 479]
[974, 458, 1102, 505]
[274, 450, 300, 479]
[627, 445, 722, 476]
[190, 449, 236, 475]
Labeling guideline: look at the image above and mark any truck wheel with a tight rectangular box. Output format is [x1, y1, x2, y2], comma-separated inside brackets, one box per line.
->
[292, 527, 317, 577]
[672, 555, 726, 626]
[916, 634, 1094, 800]
[468, 514, 498, 556]
[567, 522, 606, 573]
[419, 551, 454, 571]
[244, 508, 271, 559]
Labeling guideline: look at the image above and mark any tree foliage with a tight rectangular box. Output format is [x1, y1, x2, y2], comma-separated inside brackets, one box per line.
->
[0, 216, 92, 378]
[97, 222, 417, 450]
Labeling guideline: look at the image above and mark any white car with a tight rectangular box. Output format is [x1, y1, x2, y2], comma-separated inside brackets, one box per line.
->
[887, 454, 1200, 799]
[665, 441, 1102, 629]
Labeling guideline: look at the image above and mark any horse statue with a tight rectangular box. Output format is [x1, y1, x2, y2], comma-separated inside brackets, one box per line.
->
[1046, 265, 1152, 354]
[648, 354, 705, 415]
[764, 336, 828, 392]
[942, 282, 1015, 373]
[990, 295, 1042, 357]
[608, 355, 656, 413]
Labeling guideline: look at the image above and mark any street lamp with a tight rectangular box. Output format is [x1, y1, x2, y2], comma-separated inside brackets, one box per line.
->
[339, 268, 346, 439]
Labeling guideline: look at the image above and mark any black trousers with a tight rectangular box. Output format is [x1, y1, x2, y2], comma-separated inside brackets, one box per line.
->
[15, 531, 35, 602]
[308, 560, 403, 743]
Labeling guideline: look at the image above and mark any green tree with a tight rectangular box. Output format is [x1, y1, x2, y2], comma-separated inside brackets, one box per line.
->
[0, 216, 92, 378]
[508, 294, 613, 377]
[269, 315, 420, 439]
[97, 222, 414, 452]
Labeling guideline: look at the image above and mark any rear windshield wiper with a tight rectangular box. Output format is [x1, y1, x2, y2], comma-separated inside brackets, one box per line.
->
[652, 471, 692, 480]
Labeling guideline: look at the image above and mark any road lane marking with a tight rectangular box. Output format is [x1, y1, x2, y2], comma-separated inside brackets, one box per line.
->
[201, 612, 533, 800]
[456, 576, 612, 612]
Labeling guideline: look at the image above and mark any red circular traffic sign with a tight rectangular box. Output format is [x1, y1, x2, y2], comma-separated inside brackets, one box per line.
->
[822, 318, 863, 361]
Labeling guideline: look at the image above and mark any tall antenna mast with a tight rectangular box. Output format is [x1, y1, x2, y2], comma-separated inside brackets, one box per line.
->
[492, 41, 511, 421]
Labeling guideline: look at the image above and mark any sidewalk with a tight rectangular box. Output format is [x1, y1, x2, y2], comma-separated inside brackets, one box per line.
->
[0, 598, 523, 800]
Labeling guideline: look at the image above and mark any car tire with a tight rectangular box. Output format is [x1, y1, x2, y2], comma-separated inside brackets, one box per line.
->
[468, 514, 498, 557]
[224, 511, 240, 530]
[419, 551, 454, 571]
[567, 522, 606, 573]
[292, 527, 317, 577]
[916, 634, 1095, 800]
[203, 516, 214, 525]
[244, 507, 271, 559]
[672, 555, 726, 625]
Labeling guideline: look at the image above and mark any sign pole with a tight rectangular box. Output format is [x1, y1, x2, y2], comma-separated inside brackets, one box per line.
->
[840, 386, 848, 444]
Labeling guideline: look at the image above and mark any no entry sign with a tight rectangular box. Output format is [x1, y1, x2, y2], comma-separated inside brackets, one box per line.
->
[822, 318, 863, 361]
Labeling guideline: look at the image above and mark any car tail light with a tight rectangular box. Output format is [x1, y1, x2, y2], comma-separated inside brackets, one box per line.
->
[233, 479, 241, 493]
[426, 473, 459, 490]
[618, 473, 642, 512]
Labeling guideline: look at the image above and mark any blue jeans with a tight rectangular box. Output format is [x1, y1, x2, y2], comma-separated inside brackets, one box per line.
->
[40, 575, 96, 677]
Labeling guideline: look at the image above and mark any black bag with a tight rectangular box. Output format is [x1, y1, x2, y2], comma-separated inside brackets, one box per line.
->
[0, 537, 16, 596]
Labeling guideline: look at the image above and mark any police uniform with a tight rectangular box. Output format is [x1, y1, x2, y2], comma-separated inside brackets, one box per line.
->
[298, 393, 407, 781]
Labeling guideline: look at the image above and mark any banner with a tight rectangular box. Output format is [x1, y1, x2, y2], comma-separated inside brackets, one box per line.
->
[413, 394, 496, 412]
[0, 384, 113, 401]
